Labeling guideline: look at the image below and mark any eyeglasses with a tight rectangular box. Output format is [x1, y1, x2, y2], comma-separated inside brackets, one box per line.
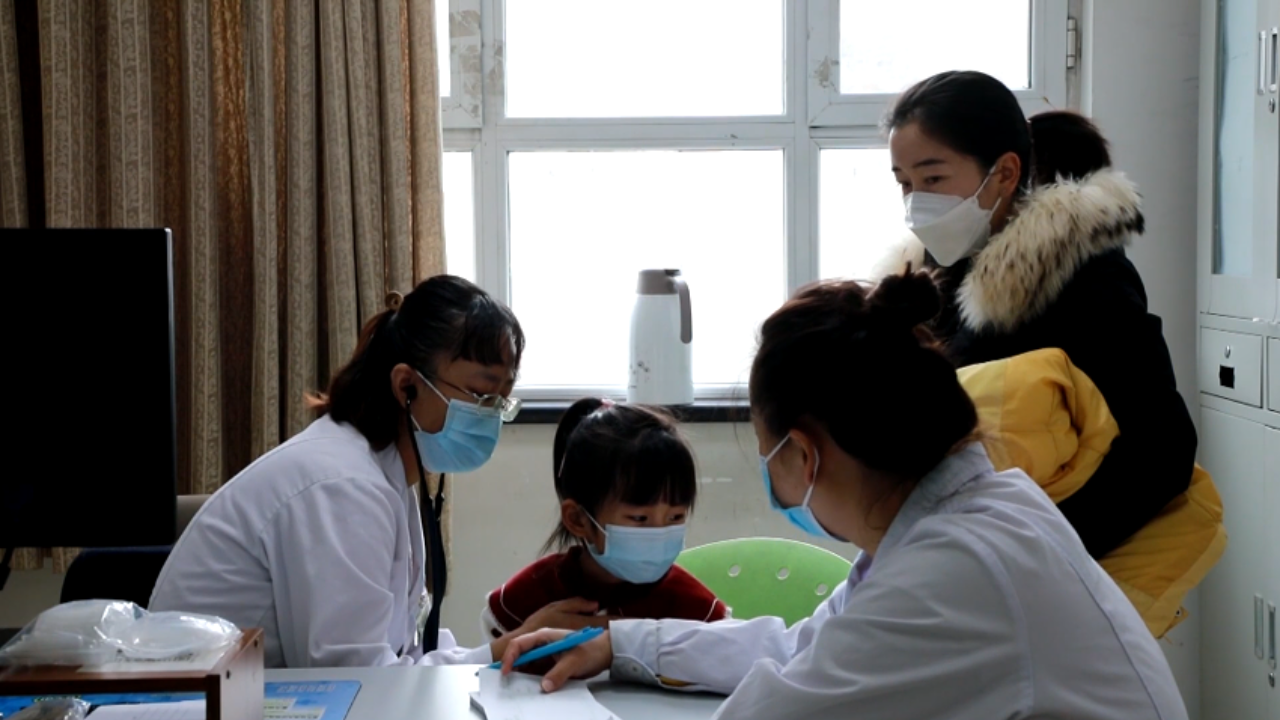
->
[419, 372, 522, 422]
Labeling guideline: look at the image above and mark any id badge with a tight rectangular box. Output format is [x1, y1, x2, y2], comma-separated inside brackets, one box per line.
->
[414, 589, 431, 649]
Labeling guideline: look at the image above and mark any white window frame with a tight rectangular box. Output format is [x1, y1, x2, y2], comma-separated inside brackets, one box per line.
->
[807, 0, 1070, 126]
[442, 0, 1073, 401]
[440, 0, 484, 128]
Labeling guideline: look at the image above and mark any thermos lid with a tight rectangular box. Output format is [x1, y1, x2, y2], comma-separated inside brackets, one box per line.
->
[637, 269, 682, 295]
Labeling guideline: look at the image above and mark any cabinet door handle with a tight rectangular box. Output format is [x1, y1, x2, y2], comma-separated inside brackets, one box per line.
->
[1269, 602, 1276, 670]
[1269, 28, 1278, 94]
[1262, 30, 1269, 95]
[1258, 595, 1267, 659]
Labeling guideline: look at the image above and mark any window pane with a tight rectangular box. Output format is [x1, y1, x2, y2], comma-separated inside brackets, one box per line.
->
[838, 1, 1030, 94]
[505, 0, 784, 118]
[509, 150, 785, 389]
[818, 148, 908, 281]
[443, 151, 475, 282]
[437, 0, 450, 97]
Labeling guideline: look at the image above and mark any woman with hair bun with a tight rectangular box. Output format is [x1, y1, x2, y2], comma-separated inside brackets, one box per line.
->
[499, 272, 1187, 720]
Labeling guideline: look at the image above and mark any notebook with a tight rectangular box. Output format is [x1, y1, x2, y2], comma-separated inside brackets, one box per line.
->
[469, 669, 616, 720]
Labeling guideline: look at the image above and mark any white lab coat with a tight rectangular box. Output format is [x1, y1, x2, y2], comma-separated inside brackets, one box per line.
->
[149, 414, 491, 668]
[608, 443, 1188, 720]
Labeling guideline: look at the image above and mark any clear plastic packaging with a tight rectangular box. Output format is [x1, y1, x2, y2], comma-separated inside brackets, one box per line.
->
[109, 611, 240, 661]
[0, 600, 137, 666]
[0, 601, 240, 667]
[7, 697, 91, 720]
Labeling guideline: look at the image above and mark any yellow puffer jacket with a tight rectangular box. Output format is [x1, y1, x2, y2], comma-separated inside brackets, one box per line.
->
[957, 348, 1227, 638]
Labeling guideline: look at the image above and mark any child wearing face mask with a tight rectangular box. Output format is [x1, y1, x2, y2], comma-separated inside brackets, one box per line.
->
[481, 399, 728, 639]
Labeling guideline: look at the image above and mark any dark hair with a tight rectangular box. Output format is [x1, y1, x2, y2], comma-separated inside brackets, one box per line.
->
[542, 399, 698, 555]
[749, 271, 978, 482]
[885, 70, 1111, 190]
[308, 275, 525, 449]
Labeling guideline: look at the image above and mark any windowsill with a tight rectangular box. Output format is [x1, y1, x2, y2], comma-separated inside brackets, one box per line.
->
[510, 398, 750, 425]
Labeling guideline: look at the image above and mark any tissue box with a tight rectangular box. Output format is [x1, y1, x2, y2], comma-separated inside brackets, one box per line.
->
[0, 628, 264, 720]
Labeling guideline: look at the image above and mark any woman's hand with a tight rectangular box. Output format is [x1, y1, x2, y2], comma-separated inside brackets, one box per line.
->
[500, 628, 614, 693]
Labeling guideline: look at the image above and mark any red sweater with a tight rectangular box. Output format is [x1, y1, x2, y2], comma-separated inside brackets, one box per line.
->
[485, 547, 729, 637]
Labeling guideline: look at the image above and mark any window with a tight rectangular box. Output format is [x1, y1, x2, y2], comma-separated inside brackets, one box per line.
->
[442, 151, 476, 283]
[808, 0, 1067, 126]
[817, 147, 904, 281]
[508, 150, 784, 393]
[439, 0, 1072, 400]
[504, 0, 784, 118]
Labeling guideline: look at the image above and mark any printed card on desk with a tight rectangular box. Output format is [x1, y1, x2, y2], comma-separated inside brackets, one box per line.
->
[264, 680, 362, 720]
[472, 668, 616, 720]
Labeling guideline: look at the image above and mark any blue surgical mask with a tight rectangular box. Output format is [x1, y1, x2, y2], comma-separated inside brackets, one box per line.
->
[760, 436, 837, 541]
[411, 375, 502, 474]
[585, 515, 687, 585]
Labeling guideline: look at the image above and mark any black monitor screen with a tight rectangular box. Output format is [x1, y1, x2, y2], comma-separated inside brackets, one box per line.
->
[0, 228, 177, 547]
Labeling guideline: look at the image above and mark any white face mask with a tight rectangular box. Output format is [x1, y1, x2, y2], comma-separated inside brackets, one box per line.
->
[903, 171, 1002, 267]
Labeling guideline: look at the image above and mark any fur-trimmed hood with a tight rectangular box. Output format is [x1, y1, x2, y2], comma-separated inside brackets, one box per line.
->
[872, 168, 1145, 334]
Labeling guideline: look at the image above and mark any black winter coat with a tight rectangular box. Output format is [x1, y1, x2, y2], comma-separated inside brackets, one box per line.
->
[875, 168, 1197, 558]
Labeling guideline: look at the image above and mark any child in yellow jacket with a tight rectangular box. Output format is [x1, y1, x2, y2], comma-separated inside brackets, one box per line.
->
[958, 347, 1226, 638]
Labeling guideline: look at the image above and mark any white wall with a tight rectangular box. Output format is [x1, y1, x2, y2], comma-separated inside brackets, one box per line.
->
[1083, 0, 1204, 717]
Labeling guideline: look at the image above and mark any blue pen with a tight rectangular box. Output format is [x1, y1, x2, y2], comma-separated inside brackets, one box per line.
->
[486, 626, 605, 670]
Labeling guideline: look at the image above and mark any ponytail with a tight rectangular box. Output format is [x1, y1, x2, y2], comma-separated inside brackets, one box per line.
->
[551, 398, 609, 481]
[542, 398, 610, 555]
[1028, 111, 1112, 187]
[306, 308, 401, 446]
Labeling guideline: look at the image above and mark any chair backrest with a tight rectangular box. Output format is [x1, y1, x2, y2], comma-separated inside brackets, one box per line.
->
[676, 537, 853, 626]
[59, 547, 173, 608]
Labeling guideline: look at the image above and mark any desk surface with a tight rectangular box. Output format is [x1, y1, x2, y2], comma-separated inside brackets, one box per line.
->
[266, 665, 724, 720]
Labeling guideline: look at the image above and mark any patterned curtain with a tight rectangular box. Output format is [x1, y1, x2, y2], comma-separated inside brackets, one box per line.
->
[1, 0, 449, 574]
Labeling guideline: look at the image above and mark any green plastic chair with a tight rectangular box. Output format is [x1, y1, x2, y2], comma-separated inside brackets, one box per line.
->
[676, 537, 853, 627]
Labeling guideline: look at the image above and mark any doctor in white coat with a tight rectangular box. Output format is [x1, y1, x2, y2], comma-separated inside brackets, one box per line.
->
[501, 272, 1188, 720]
[151, 275, 593, 668]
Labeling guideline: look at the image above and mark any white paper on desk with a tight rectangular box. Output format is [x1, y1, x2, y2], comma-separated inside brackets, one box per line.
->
[474, 669, 616, 720]
[86, 699, 207, 719]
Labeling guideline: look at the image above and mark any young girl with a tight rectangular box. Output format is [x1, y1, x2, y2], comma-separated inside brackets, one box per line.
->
[482, 399, 728, 639]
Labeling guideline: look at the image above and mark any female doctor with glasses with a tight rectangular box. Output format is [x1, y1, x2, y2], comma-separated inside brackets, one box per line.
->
[151, 275, 591, 668]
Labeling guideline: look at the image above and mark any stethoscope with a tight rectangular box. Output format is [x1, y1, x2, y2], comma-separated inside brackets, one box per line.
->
[405, 388, 447, 654]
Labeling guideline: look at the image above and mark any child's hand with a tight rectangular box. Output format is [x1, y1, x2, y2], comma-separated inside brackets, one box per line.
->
[489, 598, 607, 665]
[500, 628, 614, 693]
[521, 597, 605, 633]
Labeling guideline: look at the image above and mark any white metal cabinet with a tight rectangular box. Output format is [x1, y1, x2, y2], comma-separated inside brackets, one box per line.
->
[1267, 427, 1280, 720]
[1199, 0, 1280, 321]
[1270, 339, 1280, 411]
[1201, 410, 1270, 720]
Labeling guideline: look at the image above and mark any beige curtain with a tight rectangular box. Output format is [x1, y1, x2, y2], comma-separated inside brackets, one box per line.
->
[0, 1, 26, 227]
[3, 0, 450, 575]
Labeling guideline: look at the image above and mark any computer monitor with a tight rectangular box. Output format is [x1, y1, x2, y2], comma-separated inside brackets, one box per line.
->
[0, 228, 178, 548]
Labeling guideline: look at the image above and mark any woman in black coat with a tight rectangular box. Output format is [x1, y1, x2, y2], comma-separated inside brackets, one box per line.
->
[873, 70, 1196, 559]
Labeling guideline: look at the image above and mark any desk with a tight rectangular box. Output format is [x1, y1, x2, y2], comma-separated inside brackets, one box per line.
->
[267, 665, 724, 720]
